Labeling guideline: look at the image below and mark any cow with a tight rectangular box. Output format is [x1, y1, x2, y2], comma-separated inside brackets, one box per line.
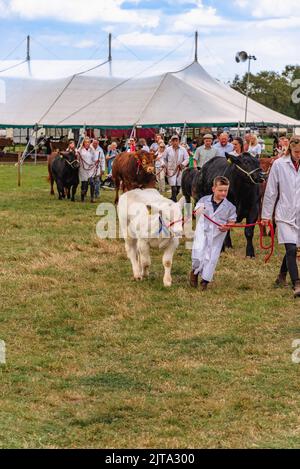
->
[50, 151, 79, 201]
[47, 151, 59, 195]
[112, 150, 156, 205]
[118, 188, 185, 287]
[185, 153, 266, 258]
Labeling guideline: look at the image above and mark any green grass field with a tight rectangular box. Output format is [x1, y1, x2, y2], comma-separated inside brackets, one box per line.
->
[0, 164, 299, 449]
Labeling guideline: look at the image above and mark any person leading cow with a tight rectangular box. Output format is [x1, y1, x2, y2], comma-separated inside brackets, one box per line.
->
[262, 135, 300, 298]
[164, 135, 189, 202]
[78, 138, 98, 203]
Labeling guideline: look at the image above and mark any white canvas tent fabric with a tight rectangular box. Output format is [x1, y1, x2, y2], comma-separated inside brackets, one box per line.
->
[0, 60, 299, 128]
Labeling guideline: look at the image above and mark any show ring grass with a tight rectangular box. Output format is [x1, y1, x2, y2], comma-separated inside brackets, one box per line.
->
[0, 164, 299, 449]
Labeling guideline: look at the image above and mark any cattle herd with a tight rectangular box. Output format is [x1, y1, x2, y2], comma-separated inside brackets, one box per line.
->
[47, 141, 278, 285]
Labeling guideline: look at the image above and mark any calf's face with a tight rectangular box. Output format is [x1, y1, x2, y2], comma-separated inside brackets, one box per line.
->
[136, 151, 155, 175]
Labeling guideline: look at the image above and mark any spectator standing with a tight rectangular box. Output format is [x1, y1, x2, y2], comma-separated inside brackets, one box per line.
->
[213, 133, 234, 157]
[231, 137, 244, 156]
[195, 134, 218, 168]
[150, 134, 163, 153]
[106, 142, 119, 176]
[90, 139, 105, 198]
[248, 134, 262, 158]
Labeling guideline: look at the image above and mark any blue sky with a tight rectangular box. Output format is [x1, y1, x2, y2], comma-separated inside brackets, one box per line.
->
[0, 0, 299, 81]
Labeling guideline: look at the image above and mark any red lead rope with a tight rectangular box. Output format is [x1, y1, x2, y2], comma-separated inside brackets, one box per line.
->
[168, 206, 275, 264]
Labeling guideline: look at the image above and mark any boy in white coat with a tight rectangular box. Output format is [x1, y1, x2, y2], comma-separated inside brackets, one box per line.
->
[190, 176, 237, 290]
[262, 136, 300, 297]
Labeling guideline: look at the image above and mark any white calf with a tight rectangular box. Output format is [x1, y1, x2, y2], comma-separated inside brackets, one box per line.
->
[118, 188, 185, 287]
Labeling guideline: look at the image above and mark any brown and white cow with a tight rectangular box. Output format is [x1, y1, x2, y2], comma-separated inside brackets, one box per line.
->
[112, 150, 156, 204]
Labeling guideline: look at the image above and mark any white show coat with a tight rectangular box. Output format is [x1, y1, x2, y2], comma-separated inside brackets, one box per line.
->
[192, 195, 237, 282]
[262, 155, 300, 246]
[164, 145, 189, 186]
[78, 147, 98, 182]
[90, 145, 106, 176]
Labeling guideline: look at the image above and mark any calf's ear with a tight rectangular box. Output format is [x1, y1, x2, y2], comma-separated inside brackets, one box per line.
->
[225, 152, 239, 165]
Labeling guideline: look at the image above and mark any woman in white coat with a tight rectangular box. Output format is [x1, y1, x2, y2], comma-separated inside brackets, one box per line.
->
[262, 136, 300, 297]
[164, 135, 189, 202]
[78, 138, 98, 203]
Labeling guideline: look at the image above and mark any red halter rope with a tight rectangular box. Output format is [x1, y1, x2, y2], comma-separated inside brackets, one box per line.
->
[167, 206, 275, 264]
[202, 213, 274, 263]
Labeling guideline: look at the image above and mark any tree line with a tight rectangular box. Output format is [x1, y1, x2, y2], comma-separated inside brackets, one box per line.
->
[230, 65, 300, 120]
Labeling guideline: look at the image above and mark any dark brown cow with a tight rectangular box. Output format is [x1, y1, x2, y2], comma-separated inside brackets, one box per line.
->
[112, 150, 156, 204]
[47, 151, 59, 195]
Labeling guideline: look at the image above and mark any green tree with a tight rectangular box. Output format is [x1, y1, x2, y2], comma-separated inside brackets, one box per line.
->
[231, 66, 300, 120]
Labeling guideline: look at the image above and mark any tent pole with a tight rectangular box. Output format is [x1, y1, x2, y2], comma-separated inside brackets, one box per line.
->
[17, 152, 21, 187]
[194, 31, 198, 63]
[26, 35, 31, 62]
[34, 125, 38, 165]
[108, 33, 112, 62]
[108, 33, 112, 77]
[181, 122, 187, 144]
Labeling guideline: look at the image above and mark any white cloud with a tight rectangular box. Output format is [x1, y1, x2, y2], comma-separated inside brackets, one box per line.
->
[171, 3, 225, 32]
[0, 0, 9, 16]
[1, 0, 160, 27]
[253, 16, 300, 30]
[115, 32, 186, 49]
[37, 34, 97, 49]
[235, 0, 300, 18]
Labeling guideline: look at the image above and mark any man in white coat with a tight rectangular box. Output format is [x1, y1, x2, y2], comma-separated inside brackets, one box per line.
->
[262, 136, 300, 297]
[78, 138, 98, 203]
[190, 176, 237, 291]
[164, 135, 189, 202]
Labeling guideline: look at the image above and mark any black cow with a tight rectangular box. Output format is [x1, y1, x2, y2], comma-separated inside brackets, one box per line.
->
[51, 151, 79, 201]
[181, 167, 201, 206]
[183, 153, 265, 257]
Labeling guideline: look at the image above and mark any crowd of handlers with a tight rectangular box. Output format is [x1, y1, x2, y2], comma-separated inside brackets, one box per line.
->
[47, 130, 300, 298]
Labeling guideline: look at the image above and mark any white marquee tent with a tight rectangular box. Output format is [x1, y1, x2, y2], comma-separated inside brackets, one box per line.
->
[0, 58, 299, 129]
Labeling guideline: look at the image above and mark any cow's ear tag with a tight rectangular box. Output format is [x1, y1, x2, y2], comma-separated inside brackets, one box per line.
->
[227, 159, 232, 165]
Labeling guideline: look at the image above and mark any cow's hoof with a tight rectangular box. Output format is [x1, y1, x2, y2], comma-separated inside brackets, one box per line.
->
[163, 280, 172, 287]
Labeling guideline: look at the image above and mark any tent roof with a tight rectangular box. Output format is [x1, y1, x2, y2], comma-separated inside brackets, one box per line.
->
[0, 60, 299, 128]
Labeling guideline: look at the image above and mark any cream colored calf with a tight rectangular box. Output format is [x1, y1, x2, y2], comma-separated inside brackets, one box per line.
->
[118, 188, 185, 287]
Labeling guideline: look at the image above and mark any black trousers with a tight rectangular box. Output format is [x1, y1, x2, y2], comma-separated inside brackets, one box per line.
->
[81, 178, 95, 201]
[171, 186, 181, 202]
[280, 243, 299, 285]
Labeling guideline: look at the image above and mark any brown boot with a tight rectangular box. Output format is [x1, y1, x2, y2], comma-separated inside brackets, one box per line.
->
[189, 271, 198, 288]
[200, 280, 209, 291]
[293, 280, 300, 298]
[275, 272, 288, 288]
